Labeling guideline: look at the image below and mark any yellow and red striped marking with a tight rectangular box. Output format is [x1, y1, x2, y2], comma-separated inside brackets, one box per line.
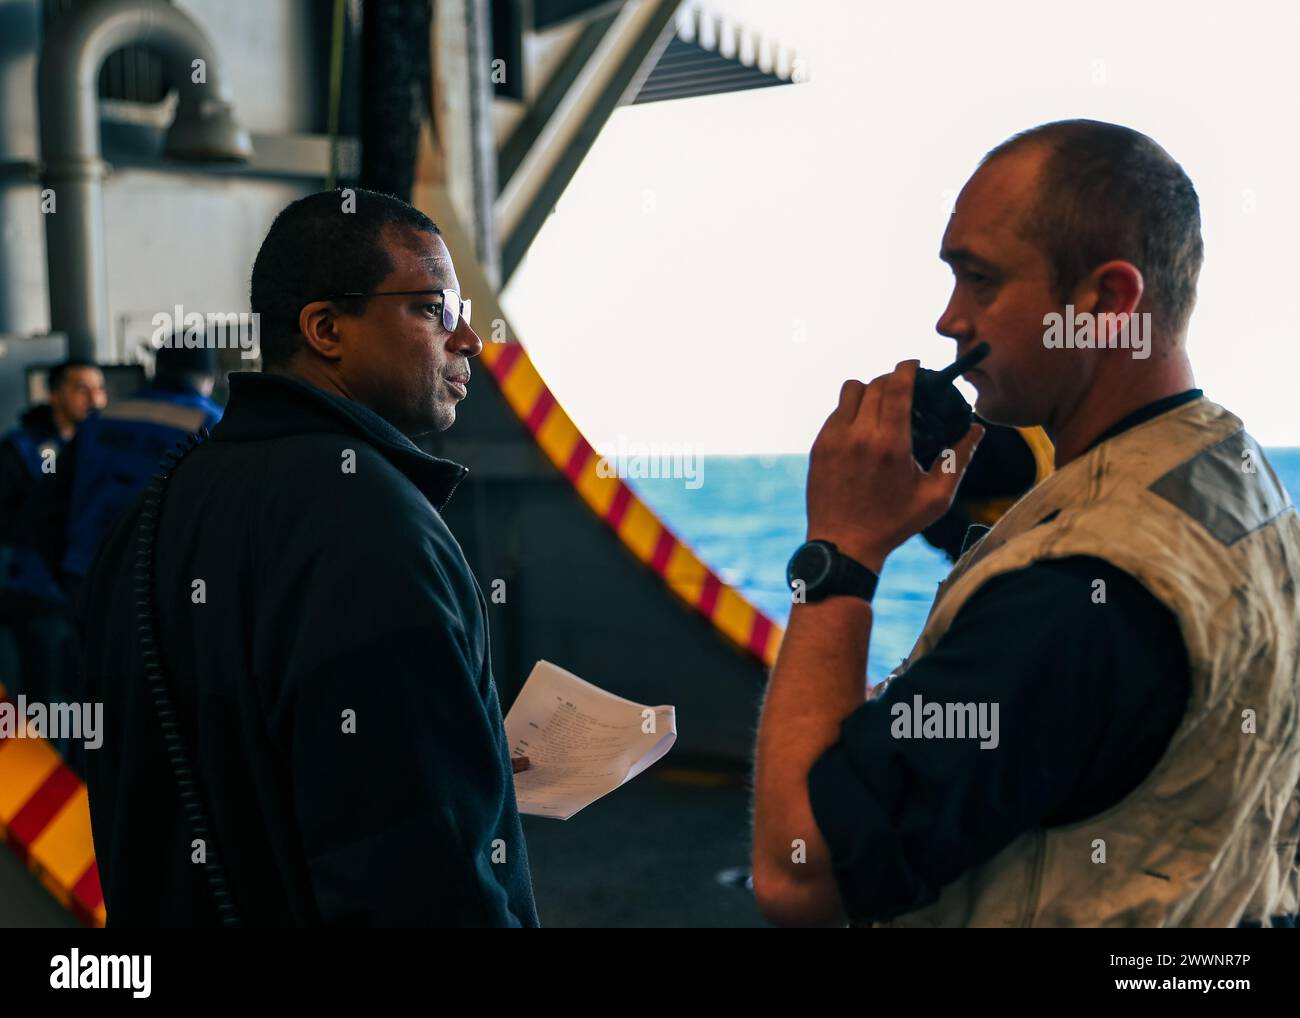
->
[0, 684, 105, 926]
[481, 341, 783, 666]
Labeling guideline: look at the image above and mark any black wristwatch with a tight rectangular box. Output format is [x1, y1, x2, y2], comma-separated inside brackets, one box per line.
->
[786, 540, 879, 604]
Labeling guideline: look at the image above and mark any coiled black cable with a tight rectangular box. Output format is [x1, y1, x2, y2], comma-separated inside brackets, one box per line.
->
[134, 428, 240, 927]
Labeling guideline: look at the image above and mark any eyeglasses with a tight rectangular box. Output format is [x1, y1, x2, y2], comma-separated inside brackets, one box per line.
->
[313, 288, 472, 333]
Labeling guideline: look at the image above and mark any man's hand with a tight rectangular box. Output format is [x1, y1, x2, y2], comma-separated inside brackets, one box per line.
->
[806, 360, 984, 571]
[752, 361, 983, 926]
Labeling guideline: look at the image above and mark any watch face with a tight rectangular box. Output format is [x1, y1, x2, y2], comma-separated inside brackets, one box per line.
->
[787, 541, 834, 594]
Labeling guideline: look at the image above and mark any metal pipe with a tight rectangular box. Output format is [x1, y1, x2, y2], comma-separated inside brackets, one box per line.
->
[38, 0, 251, 360]
[0, 0, 49, 337]
[464, 0, 501, 288]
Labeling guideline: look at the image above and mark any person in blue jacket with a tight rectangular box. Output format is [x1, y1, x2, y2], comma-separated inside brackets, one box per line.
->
[0, 359, 105, 713]
[31, 343, 222, 605]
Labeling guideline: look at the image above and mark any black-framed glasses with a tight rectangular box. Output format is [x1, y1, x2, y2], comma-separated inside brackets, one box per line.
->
[314, 288, 472, 333]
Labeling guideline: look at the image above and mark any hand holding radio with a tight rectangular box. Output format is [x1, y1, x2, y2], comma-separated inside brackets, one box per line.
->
[805, 347, 987, 572]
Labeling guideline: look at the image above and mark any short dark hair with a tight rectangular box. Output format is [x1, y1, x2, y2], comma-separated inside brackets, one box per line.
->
[250, 188, 441, 368]
[981, 120, 1204, 336]
[47, 358, 99, 392]
[154, 338, 218, 390]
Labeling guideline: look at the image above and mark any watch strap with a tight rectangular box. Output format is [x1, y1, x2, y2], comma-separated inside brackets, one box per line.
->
[832, 547, 879, 603]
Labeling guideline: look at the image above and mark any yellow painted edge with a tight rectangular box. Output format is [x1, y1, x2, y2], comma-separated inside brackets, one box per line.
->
[712, 586, 755, 647]
[499, 355, 544, 417]
[36, 867, 73, 909]
[663, 540, 708, 606]
[479, 340, 505, 368]
[573, 452, 621, 517]
[0, 737, 62, 824]
[763, 622, 783, 666]
[29, 784, 96, 890]
[617, 499, 660, 564]
[535, 404, 580, 467]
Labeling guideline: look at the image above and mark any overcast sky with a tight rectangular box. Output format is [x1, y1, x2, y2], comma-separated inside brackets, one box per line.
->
[504, 0, 1300, 453]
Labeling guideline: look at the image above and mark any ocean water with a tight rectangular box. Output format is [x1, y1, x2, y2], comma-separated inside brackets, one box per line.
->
[628, 449, 1300, 683]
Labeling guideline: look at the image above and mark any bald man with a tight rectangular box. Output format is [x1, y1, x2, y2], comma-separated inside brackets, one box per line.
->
[753, 120, 1300, 928]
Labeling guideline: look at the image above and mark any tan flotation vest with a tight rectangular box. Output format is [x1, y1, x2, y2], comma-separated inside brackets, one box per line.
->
[871, 396, 1300, 927]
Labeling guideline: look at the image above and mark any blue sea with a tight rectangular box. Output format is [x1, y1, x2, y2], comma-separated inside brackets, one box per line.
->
[628, 449, 1300, 683]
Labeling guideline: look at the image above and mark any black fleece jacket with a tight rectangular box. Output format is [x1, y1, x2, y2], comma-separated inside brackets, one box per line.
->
[81, 371, 538, 927]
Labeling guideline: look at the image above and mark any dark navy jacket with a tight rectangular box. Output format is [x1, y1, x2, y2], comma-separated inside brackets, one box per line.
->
[0, 404, 67, 605]
[80, 371, 539, 927]
[62, 385, 223, 580]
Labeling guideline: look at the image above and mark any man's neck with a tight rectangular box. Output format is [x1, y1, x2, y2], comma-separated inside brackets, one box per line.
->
[265, 362, 421, 439]
[267, 361, 354, 402]
[1048, 349, 1197, 468]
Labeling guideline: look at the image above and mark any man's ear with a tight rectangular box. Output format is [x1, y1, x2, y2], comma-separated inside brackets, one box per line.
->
[297, 301, 345, 361]
[1087, 260, 1144, 317]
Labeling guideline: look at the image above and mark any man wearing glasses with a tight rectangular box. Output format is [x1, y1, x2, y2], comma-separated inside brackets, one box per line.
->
[80, 188, 539, 927]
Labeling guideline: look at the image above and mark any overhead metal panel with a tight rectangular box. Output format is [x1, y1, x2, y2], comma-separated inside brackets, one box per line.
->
[629, 9, 800, 105]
